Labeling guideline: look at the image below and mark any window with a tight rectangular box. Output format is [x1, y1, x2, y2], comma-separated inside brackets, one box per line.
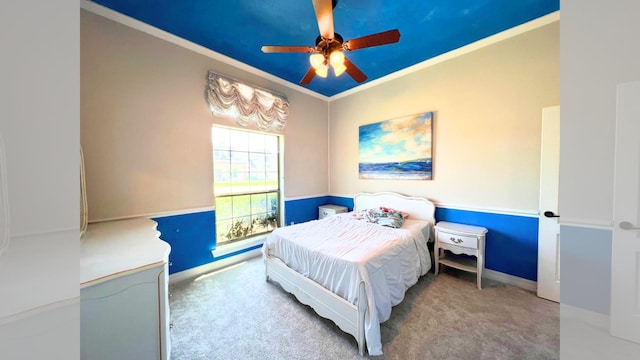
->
[212, 126, 280, 245]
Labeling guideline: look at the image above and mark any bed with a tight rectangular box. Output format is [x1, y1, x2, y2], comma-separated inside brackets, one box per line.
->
[262, 192, 436, 356]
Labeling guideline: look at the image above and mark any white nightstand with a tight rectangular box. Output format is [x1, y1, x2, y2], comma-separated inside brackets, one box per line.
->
[434, 221, 488, 289]
[318, 204, 348, 219]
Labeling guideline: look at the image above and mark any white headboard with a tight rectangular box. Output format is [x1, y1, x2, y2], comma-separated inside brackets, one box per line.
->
[353, 192, 436, 224]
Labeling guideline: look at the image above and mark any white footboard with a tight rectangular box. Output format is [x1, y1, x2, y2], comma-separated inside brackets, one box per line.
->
[264, 254, 367, 356]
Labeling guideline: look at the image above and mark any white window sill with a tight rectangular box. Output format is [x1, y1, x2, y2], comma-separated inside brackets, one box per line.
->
[211, 235, 266, 258]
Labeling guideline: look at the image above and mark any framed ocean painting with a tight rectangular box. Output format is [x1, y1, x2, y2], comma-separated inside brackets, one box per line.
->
[359, 111, 433, 180]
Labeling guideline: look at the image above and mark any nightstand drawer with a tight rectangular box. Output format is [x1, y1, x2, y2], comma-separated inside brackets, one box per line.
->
[436, 231, 478, 249]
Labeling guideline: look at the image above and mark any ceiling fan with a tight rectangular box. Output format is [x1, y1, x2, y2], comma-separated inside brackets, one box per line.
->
[261, 0, 401, 85]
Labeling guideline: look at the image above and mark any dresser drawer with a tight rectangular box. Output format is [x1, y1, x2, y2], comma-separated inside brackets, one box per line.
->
[436, 230, 478, 249]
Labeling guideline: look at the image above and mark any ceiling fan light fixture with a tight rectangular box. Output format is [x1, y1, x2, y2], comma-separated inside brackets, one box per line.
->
[262, 1, 400, 86]
[332, 62, 347, 77]
[315, 63, 329, 78]
[329, 50, 344, 66]
[309, 53, 325, 69]
[329, 50, 346, 77]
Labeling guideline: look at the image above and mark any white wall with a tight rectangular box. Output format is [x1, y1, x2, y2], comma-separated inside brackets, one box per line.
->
[0, 0, 80, 359]
[559, 0, 640, 226]
[559, 0, 640, 356]
[328, 21, 559, 214]
[81, 10, 329, 221]
[559, 0, 640, 311]
[0, 0, 79, 317]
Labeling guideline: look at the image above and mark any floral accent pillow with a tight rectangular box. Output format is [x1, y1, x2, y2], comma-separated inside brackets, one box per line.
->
[378, 206, 409, 219]
[364, 208, 405, 228]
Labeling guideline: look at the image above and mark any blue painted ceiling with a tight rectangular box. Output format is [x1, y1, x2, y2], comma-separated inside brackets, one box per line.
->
[90, 0, 559, 97]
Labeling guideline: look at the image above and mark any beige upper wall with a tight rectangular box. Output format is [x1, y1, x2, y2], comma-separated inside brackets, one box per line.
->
[329, 22, 559, 213]
[81, 10, 328, 221]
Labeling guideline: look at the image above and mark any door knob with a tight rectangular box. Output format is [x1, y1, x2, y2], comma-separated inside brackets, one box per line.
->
[543, 211, 560, 218]
[619, 221, 640, 230]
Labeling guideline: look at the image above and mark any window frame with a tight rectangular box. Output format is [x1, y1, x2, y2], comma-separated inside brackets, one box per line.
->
[211, 125, 282, 247]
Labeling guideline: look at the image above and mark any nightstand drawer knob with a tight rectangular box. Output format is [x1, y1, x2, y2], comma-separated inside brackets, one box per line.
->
[450, 237, 463, 244]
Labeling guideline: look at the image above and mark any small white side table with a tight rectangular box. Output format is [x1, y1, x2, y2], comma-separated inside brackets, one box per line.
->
[434, 221, 488, 289]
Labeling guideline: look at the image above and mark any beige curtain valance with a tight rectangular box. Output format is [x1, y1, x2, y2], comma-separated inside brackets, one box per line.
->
[206, 71, 289, 132]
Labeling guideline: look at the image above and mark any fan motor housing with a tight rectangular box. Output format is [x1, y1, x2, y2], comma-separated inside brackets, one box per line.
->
[315, 33, 344, 56]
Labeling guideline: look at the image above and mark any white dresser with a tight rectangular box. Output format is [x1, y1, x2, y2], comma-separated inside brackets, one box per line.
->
[80, 218, 171, 360]
[318, 204, 348, 219]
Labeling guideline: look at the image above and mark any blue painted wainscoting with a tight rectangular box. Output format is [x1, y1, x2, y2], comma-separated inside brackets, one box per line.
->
[154, 197, 357, 275]
[284, 196, 355, 225]
[152, 196, 538, 282]
[435, 208, 539, 281]
[296, 196, 539, 282]
[152, 210, 216, 274]
[153, 210, 263, 275]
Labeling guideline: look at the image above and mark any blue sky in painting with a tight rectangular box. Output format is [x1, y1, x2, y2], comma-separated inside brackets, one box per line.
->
[359, 112, 433, 164]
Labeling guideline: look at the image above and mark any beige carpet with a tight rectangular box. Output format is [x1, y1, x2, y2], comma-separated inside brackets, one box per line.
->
[168, 256, 559, 359]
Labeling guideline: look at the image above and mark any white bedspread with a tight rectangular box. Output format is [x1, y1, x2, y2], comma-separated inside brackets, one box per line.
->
[262, 213, 432, 355]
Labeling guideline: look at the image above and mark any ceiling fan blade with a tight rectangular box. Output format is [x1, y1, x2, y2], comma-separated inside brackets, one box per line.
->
[261, 45, 315, 53]
[343, 57, 367, 83]
[344, 29, 401, 51]
[300, 67, 316, 85]
[312, 0, 335, 40]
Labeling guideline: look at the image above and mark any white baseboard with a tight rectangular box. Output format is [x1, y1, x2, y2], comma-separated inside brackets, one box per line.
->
[483, 268, 537, 292]
[169, 248, 262, 284]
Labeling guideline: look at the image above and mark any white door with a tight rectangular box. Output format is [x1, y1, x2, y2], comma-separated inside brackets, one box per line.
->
[611, 81, 640, 343]
[537, 106, 560, 302]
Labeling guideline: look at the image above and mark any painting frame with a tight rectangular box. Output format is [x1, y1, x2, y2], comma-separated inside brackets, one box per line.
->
[359, 111, 434, 180]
